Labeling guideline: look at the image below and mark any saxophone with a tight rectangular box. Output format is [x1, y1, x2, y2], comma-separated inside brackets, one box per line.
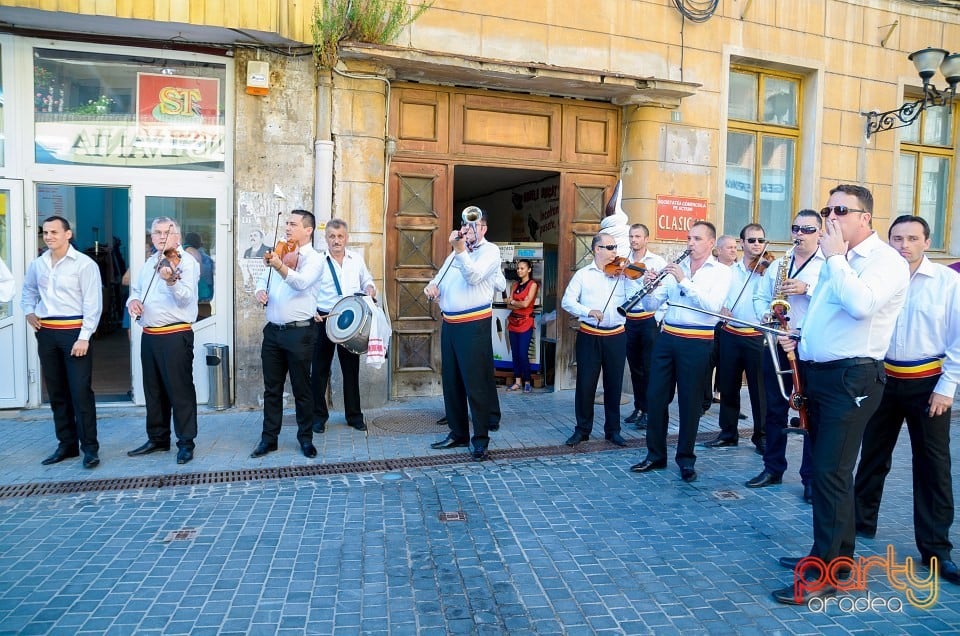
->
[769, 253, 791, 317]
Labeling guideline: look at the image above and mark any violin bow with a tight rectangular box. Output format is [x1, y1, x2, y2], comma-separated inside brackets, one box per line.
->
[262, 211, 282, 308]
[136, 233, 171, 323]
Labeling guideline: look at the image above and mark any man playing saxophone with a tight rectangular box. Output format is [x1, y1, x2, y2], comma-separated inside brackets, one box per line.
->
[746, 209, 824, 502]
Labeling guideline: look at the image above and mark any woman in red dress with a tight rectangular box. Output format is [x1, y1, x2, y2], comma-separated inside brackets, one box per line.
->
[506, 259, 539, 393]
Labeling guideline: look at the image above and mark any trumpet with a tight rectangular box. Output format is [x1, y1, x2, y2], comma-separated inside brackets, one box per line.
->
[617, 249, 692, 317]
[429, 206, 485, 300]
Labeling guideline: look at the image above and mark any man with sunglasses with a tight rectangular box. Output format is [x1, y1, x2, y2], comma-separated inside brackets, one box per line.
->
[562, 234, 641, 448]
[771, 185, 909, 605]
[853, 215, 960, 586]
[704, 223, 769, 453]
[630, 221, 732, 483]
[746, 210, 823, 501]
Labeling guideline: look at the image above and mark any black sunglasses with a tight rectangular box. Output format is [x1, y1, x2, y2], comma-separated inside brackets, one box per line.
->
[744, 237, 767, 244]
[820, 206, 865, 217]
[596, 244, 618, 251]
[791, 225, 819, 235]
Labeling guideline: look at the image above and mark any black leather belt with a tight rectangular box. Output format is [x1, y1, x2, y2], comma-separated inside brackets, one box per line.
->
[269, 320, 313, 330]
[803, 357, 878, 370]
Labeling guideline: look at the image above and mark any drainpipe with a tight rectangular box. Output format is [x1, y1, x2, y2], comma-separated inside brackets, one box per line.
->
[315, 69, 334, 222]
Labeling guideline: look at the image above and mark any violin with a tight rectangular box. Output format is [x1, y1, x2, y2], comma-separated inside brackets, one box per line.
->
[604, 257, 647, 280]
[265, 239, 300, 270]
[157, 247, 182, 283]
[747, 251, 776, 274]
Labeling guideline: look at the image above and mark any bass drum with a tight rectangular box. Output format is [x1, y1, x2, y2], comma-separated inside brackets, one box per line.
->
[325, 295, 372, 355]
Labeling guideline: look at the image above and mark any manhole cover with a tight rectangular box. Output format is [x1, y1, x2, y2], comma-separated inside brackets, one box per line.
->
[161, 528, 199, 542]
[369, 410, 443, 435]
[712, 489, 744, 501]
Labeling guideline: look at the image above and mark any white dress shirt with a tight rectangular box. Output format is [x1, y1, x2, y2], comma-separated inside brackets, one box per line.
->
[431, 240, 502, 314]
[256, 243, 325, 324]
[752, 248, 825, 329]
[643, 256, 732, 328]
[725, 260, 765, 323]
[0, 259, 13, 303]
[799, 232, 909, 363]
[885, 257, 960, 399]
[127, 247, 200, 327]
[315, 249, 375, 312]
[562, 262, 642, 329]
[21, 245, 103, 340]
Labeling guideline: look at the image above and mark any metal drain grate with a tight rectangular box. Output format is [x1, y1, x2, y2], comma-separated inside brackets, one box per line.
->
[712, 489, 744, 501]
[439, 511, 466, 522]
[161, 528, 198, 542]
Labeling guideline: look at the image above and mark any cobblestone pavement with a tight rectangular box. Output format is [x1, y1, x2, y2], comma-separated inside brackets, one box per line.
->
[0, 389, 957, 634]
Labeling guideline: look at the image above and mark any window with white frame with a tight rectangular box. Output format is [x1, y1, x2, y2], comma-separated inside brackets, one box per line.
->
[725, 68, 801, 244]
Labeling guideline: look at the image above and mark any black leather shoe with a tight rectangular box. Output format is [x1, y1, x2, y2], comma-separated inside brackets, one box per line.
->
[630, 458, 666, 473]
[127, 441, 171, 457]
[313, 420, 327, 434]
[856, 526, 876, 539]
[436, 416, 448, 426]
[250, 441, 278, 458]
[624, 408, 641, 424]
[176, 448, 193, 464]
[635, 413, 648, 430]
[754, 441, 766, 455]
[565, 432, 588, 447]
[738, 412, 748, 420]
[348, 421, 367, 432]
[703, 437, 738, 448]
[471, 447, 489, 461]
[301, 443, 317, 458]
[939, 560, 960, 585]
[430, 437, 468, 450]
[606, 433, 627, 447]
[779, 556, 803, 569]
[772, 582, 836, 605]
[803, 484, 814, 504]
[488, 421, 500, 432]
[681, 468, 698, 483]
[82, 452, 100, 469]
[41, 447, 80, 465]
[745, 470, 782, 488]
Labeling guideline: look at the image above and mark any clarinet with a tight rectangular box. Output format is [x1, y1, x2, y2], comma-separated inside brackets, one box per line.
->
[616, 249, 692, 317]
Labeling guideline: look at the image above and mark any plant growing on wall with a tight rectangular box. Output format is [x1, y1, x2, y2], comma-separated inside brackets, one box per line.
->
[312, 0, 432, 68]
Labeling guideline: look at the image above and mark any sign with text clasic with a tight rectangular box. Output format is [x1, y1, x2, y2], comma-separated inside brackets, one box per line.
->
[655, 195, 708, 240]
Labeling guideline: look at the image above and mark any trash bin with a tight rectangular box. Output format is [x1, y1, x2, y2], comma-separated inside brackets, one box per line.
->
[204, 343, 231, 410]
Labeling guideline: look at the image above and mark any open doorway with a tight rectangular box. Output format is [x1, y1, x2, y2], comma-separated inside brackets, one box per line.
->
[452, 165, 560, 389]
[36, 184, 132, 402]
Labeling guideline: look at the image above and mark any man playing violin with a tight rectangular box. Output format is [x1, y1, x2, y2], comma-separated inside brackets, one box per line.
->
[622, 223, 667, 430]
[312, 218, 376, 434]
[251, 209, 325, 459]
[704, 223, 770, 453]
[747, 210, 823, 501]
[127, 217, 200, 464]
[561, 233, 642, 448]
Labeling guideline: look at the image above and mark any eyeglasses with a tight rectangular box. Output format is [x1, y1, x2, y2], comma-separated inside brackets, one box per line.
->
[596, 244, 618, 251]
[820, 206, 865, 217]
[744, 238, 767, 244]
[791, 225, 819, 235]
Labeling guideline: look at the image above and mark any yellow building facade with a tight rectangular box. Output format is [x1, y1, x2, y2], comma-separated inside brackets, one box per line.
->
[0, 0, 956, 407]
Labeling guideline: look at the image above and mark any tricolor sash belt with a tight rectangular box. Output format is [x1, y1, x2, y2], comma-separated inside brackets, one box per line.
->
[625, 310, 655, 321]
[442, 304, 492, 324]
[883, 356, 944, 380]
[39, 316, 82, 330]
[662, 323, 715, 340]
[722, 323, 761, 337]
[579, 323, 625, 336]
[143, 322, 193, 335]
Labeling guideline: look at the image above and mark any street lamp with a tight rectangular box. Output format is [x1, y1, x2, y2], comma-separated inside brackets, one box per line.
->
[863, 47, 960, 139]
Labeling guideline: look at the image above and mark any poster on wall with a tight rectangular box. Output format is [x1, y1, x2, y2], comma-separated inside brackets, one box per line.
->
[655, 195, 708, 241]
[136, 73, 220, 127]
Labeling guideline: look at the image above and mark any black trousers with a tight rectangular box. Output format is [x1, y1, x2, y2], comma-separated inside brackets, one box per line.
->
[37, 327, 98, 454]
[441, 317, 499, 450]
[260, 323, 316, 446]
[716, 329, 765, 445]
[312, 319, 363, 427]
[702, 324, 722, 409]
[625, 317, 657, 412]
[803, 358, 885, 561]
[645, 332, 712, 470]
[760, 348, 812, 482]
[141, 329, 198, 449]
[854, 374, 954, 563]
[573, 329, 626, 437]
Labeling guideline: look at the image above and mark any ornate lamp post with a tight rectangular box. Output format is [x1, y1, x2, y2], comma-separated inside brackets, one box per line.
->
[863, 47, 960, 139]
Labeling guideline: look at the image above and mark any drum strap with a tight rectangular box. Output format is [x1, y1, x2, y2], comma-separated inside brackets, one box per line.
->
[326, 256, 343, 296]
